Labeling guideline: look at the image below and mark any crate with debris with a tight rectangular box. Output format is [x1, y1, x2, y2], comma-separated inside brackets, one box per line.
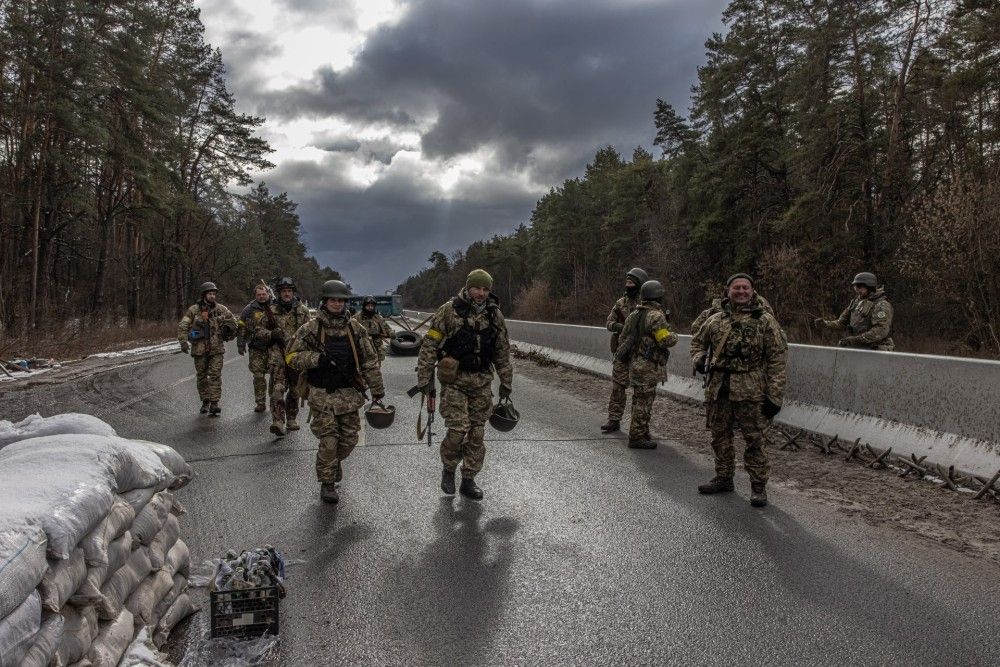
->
[209, 586, 280, 639]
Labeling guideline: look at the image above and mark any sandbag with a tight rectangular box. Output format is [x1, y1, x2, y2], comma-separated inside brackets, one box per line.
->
[98, 547, 151, 621]
[39, 548, 88, 612]
[131, 492, 173, 546]
[20, 612, 65, 667]
[0, 413, 117, 448]
[70, 532, 132, 608]
[80, 499, 134, 567]
[147, 515, 180, 570]
[133, 440, 193, 490]
[125, 570, 174, 629]
[88, 609, 134, 667]
[119, 627, 172, 667]
[152, 592, 197, 648]
[120, 488, 156, 515]
[0, 525, 47, 619]
[163, 539, 190, 578]
[53, 605, 99, 666]
[0, 590, 41, 667]
[148, 573, 186, 630]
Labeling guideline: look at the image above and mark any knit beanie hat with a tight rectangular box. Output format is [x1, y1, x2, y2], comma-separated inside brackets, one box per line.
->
[466, 269, 494, 290]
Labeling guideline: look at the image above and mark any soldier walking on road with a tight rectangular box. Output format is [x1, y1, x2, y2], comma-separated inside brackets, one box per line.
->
[615, 280, 678, 449]
[264, 277, 311, 436]
[285, 280, 385, 504]
[353, 296, 393, 365]
[691, 274, 787, 507]
[177, 282, 238, 415]
[237, 284, 273, 412]
[415, 269, 514, 500]
[601, 267, 647, 434]
[815, 272, 894, 351]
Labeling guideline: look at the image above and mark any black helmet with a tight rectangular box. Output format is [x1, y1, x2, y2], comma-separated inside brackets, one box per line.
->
[852, 272, 878, 289]
[489, 398, 520, 432]
[640, 280, 664, 301]
[274, 276, 295, 291]
[198, 281, 218, 295]
[320, 280, 352, 300]
[364, 401, 395, 429]
[363, 295, 377, 306]
[626, 267, 648, 286]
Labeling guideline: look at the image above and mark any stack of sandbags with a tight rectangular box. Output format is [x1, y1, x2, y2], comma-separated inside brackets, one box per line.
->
[0, 414, 198, 666]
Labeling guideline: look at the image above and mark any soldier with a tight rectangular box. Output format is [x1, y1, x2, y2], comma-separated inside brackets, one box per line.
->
[614, 280, 678, 448]
[690, 274, 787, 507]
[415, 269, 513, 500]
[814, 272, 894, 351]
[177, 281, 238, 415]
[353, 295, 393, 364]
[265, 277, 311, 436]
[601, 267, 647, 433]
[237, 284, 273, 412]
[285, 280, 385, 504]
[692, 293, 776, 334]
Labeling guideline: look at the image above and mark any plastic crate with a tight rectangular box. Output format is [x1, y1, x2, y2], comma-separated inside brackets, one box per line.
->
[210, 586, 280, 639]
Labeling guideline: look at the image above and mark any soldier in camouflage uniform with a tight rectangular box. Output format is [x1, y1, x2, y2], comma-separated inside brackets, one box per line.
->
[177, 281, 239, 415]
[614, 280, 678, 449]
[264, 277, 312, 436]
[692, 293, 775, 334]
[415, 269, 514, 500]
[286, 280, 385, 504]
[237, 284, 273, 412]
[815, 272, 894, 351]
[691, 274, 788, 507]
[352, 296, 393, 364]
[601, 267, 647, 433]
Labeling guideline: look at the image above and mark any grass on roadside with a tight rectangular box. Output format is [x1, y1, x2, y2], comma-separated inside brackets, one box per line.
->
[1, 320, 176, 362]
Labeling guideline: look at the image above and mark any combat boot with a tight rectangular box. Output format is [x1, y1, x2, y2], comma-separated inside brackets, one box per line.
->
[441, 469, 456, 495]
[335, 462, 343, 483]
[698, 476, 735, 494]
[209, 401, 221, 415]
[200, 400, 210, 414]
[286, 419, 300, 431]
[270, 420, 286, 437]
[628, 436, 657, 449]
[459, 477, 483, 500]
[750, 483, 768, 508]
[254, 401, 266, 413]
[600, 420, 620, 433]
[320, 483, 339, 504]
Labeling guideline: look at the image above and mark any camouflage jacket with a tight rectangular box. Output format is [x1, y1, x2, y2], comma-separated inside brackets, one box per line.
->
[619, 302, 678, 387]
[692, 294, 775, 334]
[606, 293, 640, 353]
[690, 296, 788, 404]
[822, 289, 894, 351]
[238, 298, 310, 354]
[352, 311, 393, 349]
[416, 290, 514, 392]
[177, 301, 237, 357]
[285, 309, 385, 416]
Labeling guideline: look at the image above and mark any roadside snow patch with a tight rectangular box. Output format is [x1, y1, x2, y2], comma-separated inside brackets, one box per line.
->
[89, 341, 177, 359]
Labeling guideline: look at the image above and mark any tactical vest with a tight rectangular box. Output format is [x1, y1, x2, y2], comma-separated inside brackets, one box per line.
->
[716, 312, 765, 372]
[307, 330, 358, 391]
[440, 297, 499, 373]
[849, 298, 879, 335]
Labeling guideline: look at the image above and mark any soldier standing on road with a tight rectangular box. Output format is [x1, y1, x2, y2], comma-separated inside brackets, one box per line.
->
[415, 269, 514, 500]
[615, 280, 678, 449]
[285, 280, 385, 504]
[814, 272, 894, 351]
[265, 277, 311, 436]
[692, 292, 776, 334]
[353, 296, 393, 365]
[601, 267, 647, 434]
[690, 274, 787, 507]
[177, 281, 238, 415]
[237, 284, 273, 412]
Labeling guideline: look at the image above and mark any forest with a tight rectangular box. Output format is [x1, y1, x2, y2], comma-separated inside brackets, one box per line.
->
[0, 1, 337, 346]
[397, 0, 1000, 356]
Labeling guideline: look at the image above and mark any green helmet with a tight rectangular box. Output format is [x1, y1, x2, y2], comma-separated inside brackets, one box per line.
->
[364, 402, 395, 429]
[626, 267, 648, 286]
[274, 276, 295, 291]
[363, 295, 377, 306]
[320, 280, 352, 300]
[198, 281, 218, 295]
[489, 399, 520, 432]
[852, 272, 877, 289]
[640, 280, 664, 300]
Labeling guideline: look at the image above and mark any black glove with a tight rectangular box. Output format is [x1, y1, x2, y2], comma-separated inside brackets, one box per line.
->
[837, 336, 857, 348]
[372, 393, 385, 403]
[180, 341, 190, 354]
[610, 323, 624, 333]
[694, 355, 708, 375]
[270, 329, 285, 344]
[499, 385, 512, 400]
[316, 354, 335, 369]
[762, 397, 781, 419]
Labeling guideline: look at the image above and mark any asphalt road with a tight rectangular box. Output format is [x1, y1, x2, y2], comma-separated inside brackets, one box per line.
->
[4, 344, 1000, 665]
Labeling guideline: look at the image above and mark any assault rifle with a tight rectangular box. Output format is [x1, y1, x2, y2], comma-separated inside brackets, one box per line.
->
[406, 375, 436, 447]
[695, 342, 714, 388]
[614, 310, 648, 363]
[259, 278, 284, 351]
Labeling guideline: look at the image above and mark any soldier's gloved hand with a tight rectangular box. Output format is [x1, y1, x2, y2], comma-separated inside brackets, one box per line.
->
[371, 392, 385, 403]
[694, 355, 708, 375]
[270, 329, 285, 344]
[837, 336, 857, 347]
[610, 323, 624, 333]
[761, 397, 781, 419]
[180, 341, 190, 354]
[237, 343, 246, 356]
[813, 317, 825, 327]
[499, 385, 512, 401]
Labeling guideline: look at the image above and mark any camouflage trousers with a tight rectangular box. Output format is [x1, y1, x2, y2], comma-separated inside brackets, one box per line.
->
[248, 349, 269, 404]
[311, 408, 361, 483]
[268, 359, 301, 424]
[629, 386, 657, 439]
[192, 353, 224, 402]
[607, 358, 631, 421]
[707, 397, 770, 484]
[439, 383, 493, 479]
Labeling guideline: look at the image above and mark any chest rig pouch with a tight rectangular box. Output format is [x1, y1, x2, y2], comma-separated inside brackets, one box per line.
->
[849, 299, 874, 335]
[440, 298, 498, 373]
[307, 329, 359, 391]
[718, 313, 764, 372]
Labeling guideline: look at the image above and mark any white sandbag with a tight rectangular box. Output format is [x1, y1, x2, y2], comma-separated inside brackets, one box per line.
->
[120, 488, 156, 514]
[88, 609, 134, 667]
[53, 605, 99, 667]
[80, 499, 134, 566]
[0, 413, 116, 448]
[20, 612, 65, 667]
[125, 570, 174, 629]
[98, 547, 151, 621]
[0, 590, 41, 667]
[133, 440, 192, 490]
[119, 627, 172, 667]
[148, 573, 185, 630]
[0, 525, 47, 619]
[152, 592, 197, 648]
[147, 515, 180, 570]
[70, 532, 132, 608]
[163, 539, 190, 578]
[131, 492, 173, 546]
[39, 548, 88, 612]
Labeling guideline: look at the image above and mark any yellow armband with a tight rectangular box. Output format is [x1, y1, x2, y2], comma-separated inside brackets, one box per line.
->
[653, 328, 671, 342]
[426, 328, 444, 342]
[284, 351, 297, 365]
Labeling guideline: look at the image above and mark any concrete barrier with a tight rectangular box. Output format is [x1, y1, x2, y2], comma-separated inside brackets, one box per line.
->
[403, 310, 1000, 477]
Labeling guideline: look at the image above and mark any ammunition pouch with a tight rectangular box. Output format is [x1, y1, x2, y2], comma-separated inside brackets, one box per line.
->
[437, 355, 460, 384]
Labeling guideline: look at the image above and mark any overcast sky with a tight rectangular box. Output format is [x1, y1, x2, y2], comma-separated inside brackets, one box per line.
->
[196, 0, 727, 294]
